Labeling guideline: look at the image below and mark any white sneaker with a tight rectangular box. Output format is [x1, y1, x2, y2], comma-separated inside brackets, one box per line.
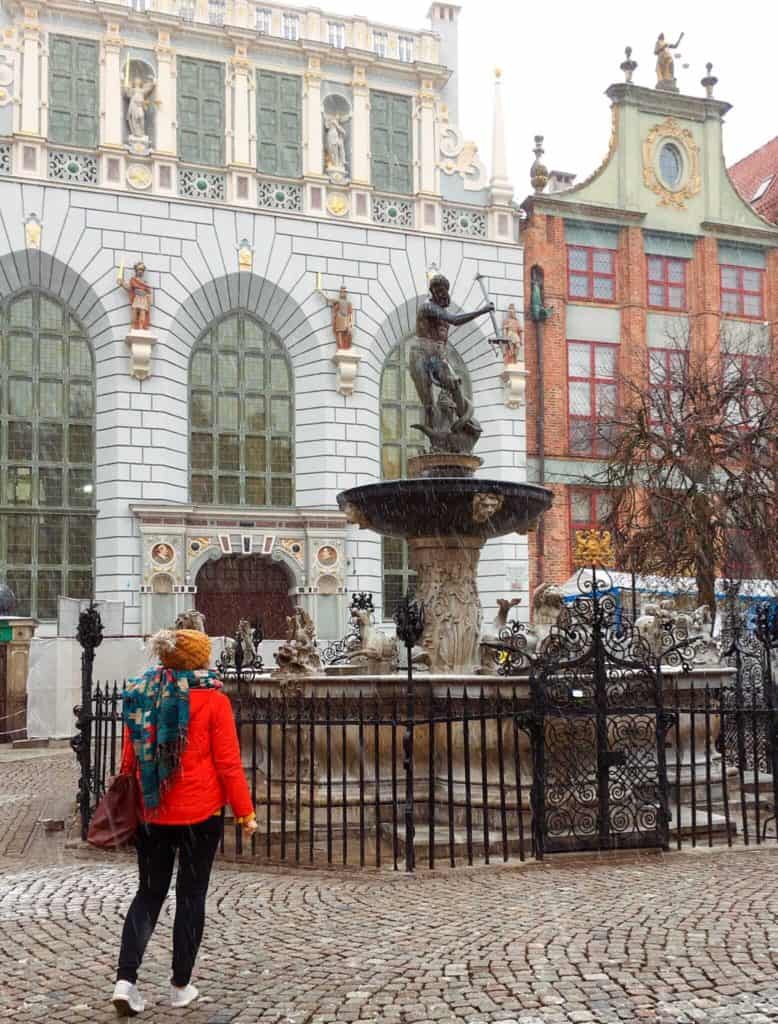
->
[112, 980, 145, 1017]
[170, 983, 199, 1008]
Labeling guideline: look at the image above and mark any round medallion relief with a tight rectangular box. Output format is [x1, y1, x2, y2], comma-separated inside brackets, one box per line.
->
[317, 544, 338, 567]
[151, 542, 175, 565]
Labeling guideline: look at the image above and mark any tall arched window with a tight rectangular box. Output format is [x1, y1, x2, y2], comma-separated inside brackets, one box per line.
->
[0, 292, 95, 618]
[190, 312, 294, 507]
[379, 337, 470, 616]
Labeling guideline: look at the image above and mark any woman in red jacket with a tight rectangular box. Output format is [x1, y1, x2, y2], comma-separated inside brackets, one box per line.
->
[112, 627, 257, 1017]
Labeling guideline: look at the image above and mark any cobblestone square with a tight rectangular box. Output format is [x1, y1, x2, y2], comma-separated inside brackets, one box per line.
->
[2, 752, 778, 1024]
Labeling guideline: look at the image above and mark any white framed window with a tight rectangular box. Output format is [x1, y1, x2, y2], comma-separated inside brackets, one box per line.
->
[129, 0, 146, 12]
[208, 0, 225, 24]
[256, 7, 272, 32]
[282, 12, 299, 40]
[398, 35, 414, 62]
[328, 21, 345, 48]
[373, 31, 388, 57]
[179, 0, 195, 21]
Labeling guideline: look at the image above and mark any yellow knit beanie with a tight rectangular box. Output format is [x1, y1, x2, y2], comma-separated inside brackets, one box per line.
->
[150, 628, 212, 671]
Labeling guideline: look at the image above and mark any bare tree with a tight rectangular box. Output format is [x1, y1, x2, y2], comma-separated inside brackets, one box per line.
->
[592, 324, 778, 618]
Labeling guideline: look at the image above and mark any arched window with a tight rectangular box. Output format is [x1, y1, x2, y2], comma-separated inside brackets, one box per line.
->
[0, 292, 95, 618]
[379, 337, 470, 616]
[190, 312, 294, 507]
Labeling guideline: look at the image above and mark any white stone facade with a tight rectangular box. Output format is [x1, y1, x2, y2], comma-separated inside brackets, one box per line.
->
[0, 0, 528, 644]
[1, 178, 526, 635]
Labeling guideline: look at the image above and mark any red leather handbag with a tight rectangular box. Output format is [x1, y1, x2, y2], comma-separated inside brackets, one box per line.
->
[87, 773, 141, 849]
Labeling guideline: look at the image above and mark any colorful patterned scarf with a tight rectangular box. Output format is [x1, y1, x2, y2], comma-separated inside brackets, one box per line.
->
[123, 667, 222, 810]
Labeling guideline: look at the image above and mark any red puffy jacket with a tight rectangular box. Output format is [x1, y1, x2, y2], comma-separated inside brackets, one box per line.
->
[120, 688, 254, 826]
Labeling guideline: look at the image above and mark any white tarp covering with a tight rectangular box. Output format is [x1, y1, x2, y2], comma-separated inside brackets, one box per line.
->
[25, 634, 251, 740]
[561, 571, 778, 601]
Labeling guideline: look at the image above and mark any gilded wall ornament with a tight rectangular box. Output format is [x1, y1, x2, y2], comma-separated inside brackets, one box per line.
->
[327, 192, 348, 217]
[188, 536, 213, 559]
[573, 529, 614, 568]
[280, 537, 305, 564]
[642, 117, 701, 210]
[24, 213, 41, 249]
[237, 238, 253, 270]
[126, 163, 152, 190]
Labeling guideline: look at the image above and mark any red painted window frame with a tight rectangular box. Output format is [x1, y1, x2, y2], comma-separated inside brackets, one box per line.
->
[720, 264, 764, 319]
[647, 346, 689, 434]
[569, 488, 613, 572]
[566, 245, 617, 303]
[721, 350, 770, 433]
[647, 254, 688, 311]
[567, 339, 618, 457]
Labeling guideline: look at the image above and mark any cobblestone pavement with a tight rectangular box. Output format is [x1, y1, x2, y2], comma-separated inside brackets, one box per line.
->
[2, 845, 778, 1024]
[0, 747, 75, 862]
[3, 754, 778, 1023]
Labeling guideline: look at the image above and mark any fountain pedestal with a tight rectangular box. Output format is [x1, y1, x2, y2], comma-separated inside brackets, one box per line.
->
[409, 536, 483, 673]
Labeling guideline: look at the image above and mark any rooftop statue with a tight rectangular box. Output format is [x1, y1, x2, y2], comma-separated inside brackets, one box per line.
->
[655, 32, 683, 87]
[410, 274, 494, 454]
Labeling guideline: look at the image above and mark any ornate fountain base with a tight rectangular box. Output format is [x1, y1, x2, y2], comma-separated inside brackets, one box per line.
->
[409, 536, 483, 674]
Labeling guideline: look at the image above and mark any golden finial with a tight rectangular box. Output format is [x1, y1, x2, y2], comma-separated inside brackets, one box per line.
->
[574, 529, 615, 568]
[495, 67, 502, 79]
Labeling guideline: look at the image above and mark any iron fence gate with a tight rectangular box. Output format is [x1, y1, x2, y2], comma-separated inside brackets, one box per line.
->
[528, 636, 671, 856]
[499, 570, 704, 858]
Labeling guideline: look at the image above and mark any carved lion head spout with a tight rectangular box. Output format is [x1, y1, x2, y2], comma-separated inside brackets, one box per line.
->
[342, 501, 370, 529]
[472, 492, 504, 524]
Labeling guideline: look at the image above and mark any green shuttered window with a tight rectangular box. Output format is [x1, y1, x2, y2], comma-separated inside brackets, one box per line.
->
[48, 36, 99, 147]
[256, 71, 302, 178]
[178, 57, 225, 166]
[370, 91, 412, 195]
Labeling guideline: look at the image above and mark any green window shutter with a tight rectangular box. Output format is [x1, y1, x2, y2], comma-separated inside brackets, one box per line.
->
[370, 90, 412, 195]
[177, 57, 225, 166]
[48, 36, 98, 147]
[256, 71, 301, 178]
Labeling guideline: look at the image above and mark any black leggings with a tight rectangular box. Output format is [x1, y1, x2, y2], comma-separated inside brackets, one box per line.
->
[116, 814, 222, 987]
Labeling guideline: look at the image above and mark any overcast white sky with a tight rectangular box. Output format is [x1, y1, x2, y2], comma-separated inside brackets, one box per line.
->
[321, 0, 777, 194]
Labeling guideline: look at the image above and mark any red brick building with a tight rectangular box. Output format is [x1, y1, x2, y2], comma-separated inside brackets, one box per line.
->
[730, 138, 778, 225]
[520, 64, 778, 594]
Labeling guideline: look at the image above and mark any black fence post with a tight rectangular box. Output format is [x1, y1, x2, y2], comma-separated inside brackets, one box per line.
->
[72, 603, 103, 840]
[395, 594, 425, 873]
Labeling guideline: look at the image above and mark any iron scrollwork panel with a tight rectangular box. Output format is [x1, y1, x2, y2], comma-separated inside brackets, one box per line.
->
[605, 712, 664, 849]
[541, 714, 599, 853]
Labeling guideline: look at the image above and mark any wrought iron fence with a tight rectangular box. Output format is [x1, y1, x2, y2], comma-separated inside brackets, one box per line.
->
[72, 583, 778, 869]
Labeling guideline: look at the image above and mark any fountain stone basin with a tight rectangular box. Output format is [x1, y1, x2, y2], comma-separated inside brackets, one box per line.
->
[337, 474, 553, 674]
[338, 477, 552, 539]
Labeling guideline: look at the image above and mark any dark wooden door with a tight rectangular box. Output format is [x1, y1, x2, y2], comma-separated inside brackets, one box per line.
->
[195, 555, 295, 639]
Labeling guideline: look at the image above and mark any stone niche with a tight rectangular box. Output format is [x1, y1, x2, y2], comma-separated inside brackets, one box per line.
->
[321, 84, 352, 185]
[122, 52, 157, 156]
